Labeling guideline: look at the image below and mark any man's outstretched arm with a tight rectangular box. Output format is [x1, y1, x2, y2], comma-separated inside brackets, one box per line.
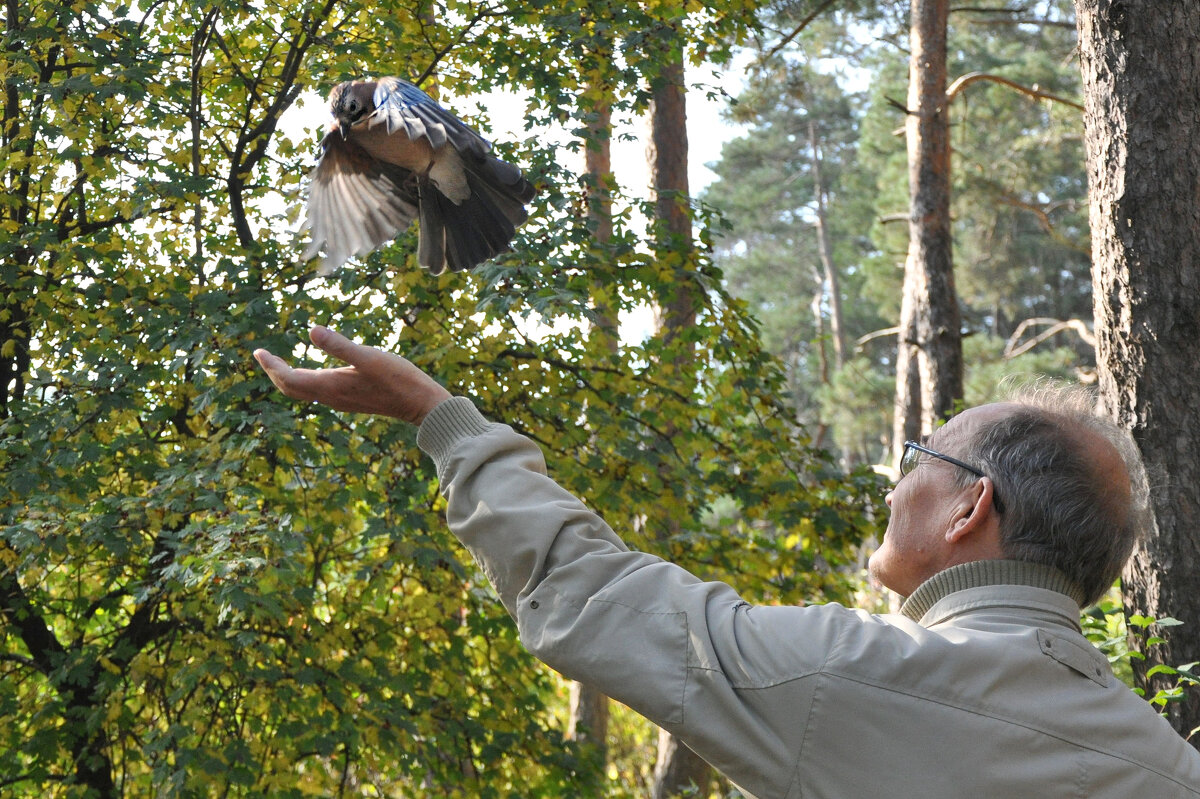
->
[252, 325, 451, 424]
[252, 325, 833, 799]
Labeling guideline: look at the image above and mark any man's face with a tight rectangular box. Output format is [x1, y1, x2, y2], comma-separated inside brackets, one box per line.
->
[868, 405, 1013, 597]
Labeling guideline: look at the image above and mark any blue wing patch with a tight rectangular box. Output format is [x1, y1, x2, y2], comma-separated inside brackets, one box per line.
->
[371, 77, 490, 158]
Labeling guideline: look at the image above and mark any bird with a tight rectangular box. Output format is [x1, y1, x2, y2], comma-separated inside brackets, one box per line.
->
[301, 77, 536, 276]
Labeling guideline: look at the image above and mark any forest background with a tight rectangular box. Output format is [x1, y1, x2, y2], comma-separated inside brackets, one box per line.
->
[1, 0, 1197, 796]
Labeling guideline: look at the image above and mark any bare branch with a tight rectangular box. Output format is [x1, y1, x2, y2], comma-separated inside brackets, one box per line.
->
[757, 0, 841, 62]
[1004, 317, 1095, 358]
[996, 193, 1090, 256]
[0, 652, 38, 669]
[856, 326, 900, 351]
[946, 71, 1084, 111]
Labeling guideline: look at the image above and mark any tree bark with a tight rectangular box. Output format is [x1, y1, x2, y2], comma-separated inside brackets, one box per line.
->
[569, 66, 613, 762]
[808, 119, 846, 371]
[585, 74, 619, 352]
[652, 727, 713, 799]
[893, 0, 962, 462]
[892, 269, 926, 463]
[649, 52, 698, 344]
[646, 43, 713, 798]
[1076, 0, 1200, 745]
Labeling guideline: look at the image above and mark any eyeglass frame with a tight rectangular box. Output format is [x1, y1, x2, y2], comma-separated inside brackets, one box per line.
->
[900, 440, 1004, 514]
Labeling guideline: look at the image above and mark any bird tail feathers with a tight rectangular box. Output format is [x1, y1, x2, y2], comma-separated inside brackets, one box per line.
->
[416, 156, 535, 273]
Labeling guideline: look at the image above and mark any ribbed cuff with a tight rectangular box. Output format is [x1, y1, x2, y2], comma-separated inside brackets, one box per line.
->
[900, 559, 1087, 622]
[415, 396, 494, 466]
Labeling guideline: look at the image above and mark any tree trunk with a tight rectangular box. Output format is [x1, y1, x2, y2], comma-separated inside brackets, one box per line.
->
[569, 67, 613, 762]
[585, 69, 619, 349]
[1076, 0, 1200, 746]
[893, 0, 962, 462]
[652, 727, 713, 799]
[649, 53, 697, 344]
[646, 43, 713, 798]
[892, 269, 925, 464]
[566, 679, 610, 747]
[808, 119, 846, 371]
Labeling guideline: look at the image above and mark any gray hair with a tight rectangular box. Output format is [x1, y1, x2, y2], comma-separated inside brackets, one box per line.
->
[961, 381, 1152, 607]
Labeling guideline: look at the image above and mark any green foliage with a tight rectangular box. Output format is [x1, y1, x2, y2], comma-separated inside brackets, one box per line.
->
[1083, 593, 1199, 735]
[960, 333, 1082, 404]
[704, 1, 1094, 466]
[0, 1, 879, 796]
[815, 356, 894, 465]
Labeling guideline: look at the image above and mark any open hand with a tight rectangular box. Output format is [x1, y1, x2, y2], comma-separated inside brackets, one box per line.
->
[253, 325, 451, 425]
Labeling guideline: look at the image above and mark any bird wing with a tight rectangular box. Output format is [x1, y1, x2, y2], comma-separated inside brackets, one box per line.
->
[368, 77, 491, 160]
[302, 131, 419, 275]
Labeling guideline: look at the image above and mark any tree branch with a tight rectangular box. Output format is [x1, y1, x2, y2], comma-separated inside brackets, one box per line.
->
[856, 326, 900, 351]
[758, 0, 841, 62]
[0, 545, 66, 677]
[0, 651, 38, 669]
[1003, 317, 1095, 358]
[946, 71, 1084, 111]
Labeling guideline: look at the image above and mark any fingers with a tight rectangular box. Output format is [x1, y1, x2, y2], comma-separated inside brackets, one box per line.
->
[252, 348, 285, 373]
[308, 324, 351, 358]
[253, 348, 290, 386]
[253, 347, 310, 400]
[309, 325, 379, 369]
[253, 328, 444, 422]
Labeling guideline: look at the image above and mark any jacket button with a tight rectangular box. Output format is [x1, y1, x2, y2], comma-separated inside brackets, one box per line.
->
[530, 600, 540, 610]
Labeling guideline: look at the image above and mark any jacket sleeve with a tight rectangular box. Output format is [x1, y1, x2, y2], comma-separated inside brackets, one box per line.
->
[416, 397, 853, 799]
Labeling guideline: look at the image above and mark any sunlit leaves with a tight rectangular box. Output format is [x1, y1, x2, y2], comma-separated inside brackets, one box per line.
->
[0, 0, 884, 796]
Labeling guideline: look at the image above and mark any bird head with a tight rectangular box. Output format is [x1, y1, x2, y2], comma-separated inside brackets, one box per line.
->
[329, 81, 374, 135]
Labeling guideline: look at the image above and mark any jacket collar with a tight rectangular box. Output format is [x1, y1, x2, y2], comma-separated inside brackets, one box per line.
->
[900, 559, 1088, 624]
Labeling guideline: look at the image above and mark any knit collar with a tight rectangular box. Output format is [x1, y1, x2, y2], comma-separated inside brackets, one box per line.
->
[899, 559, 1088, 623]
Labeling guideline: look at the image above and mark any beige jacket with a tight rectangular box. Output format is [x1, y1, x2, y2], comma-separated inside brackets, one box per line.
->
[418, 397, 1200, 799]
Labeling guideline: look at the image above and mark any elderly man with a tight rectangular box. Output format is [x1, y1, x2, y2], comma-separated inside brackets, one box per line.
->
[254, 326, 1200, 799]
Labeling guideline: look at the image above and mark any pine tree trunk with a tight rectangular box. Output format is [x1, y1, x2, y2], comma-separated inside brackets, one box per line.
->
[892, 271, 925, 463]
[652, 727, 713, 799]
[566, 680, 610, 752]
[649, 53, 697, 343]
[647, 42, 714, 798]
[585, 73, 618, 349]
[568, 68, 613, 762]
[1076, 0, 1200, 746]
[893, 0, 962, 462]
[808, 120, 846, 370]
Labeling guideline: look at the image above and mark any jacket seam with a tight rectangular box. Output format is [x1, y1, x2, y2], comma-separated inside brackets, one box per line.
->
[821, 670, 1198, 792]
[927, 597, 1081, 630]
[787, 619, 845, 799]
[548, 592, 826, 688]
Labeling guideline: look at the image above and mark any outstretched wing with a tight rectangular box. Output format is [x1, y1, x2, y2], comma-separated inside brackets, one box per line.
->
[368, 77, 491, 160]
[302, 132, 419, 275]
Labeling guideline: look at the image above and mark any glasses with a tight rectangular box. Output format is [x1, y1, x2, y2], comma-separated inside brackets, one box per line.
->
[900, 440, 1004, 513]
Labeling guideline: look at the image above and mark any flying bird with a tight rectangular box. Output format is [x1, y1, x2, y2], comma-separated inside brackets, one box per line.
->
[301, 77, 536, 275]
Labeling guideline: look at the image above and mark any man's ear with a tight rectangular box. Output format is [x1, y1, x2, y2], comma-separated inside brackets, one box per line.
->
[946, 478, 997, 543]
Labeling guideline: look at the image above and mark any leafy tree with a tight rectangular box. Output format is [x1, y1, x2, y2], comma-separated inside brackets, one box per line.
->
[0, 0, 881, 795]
